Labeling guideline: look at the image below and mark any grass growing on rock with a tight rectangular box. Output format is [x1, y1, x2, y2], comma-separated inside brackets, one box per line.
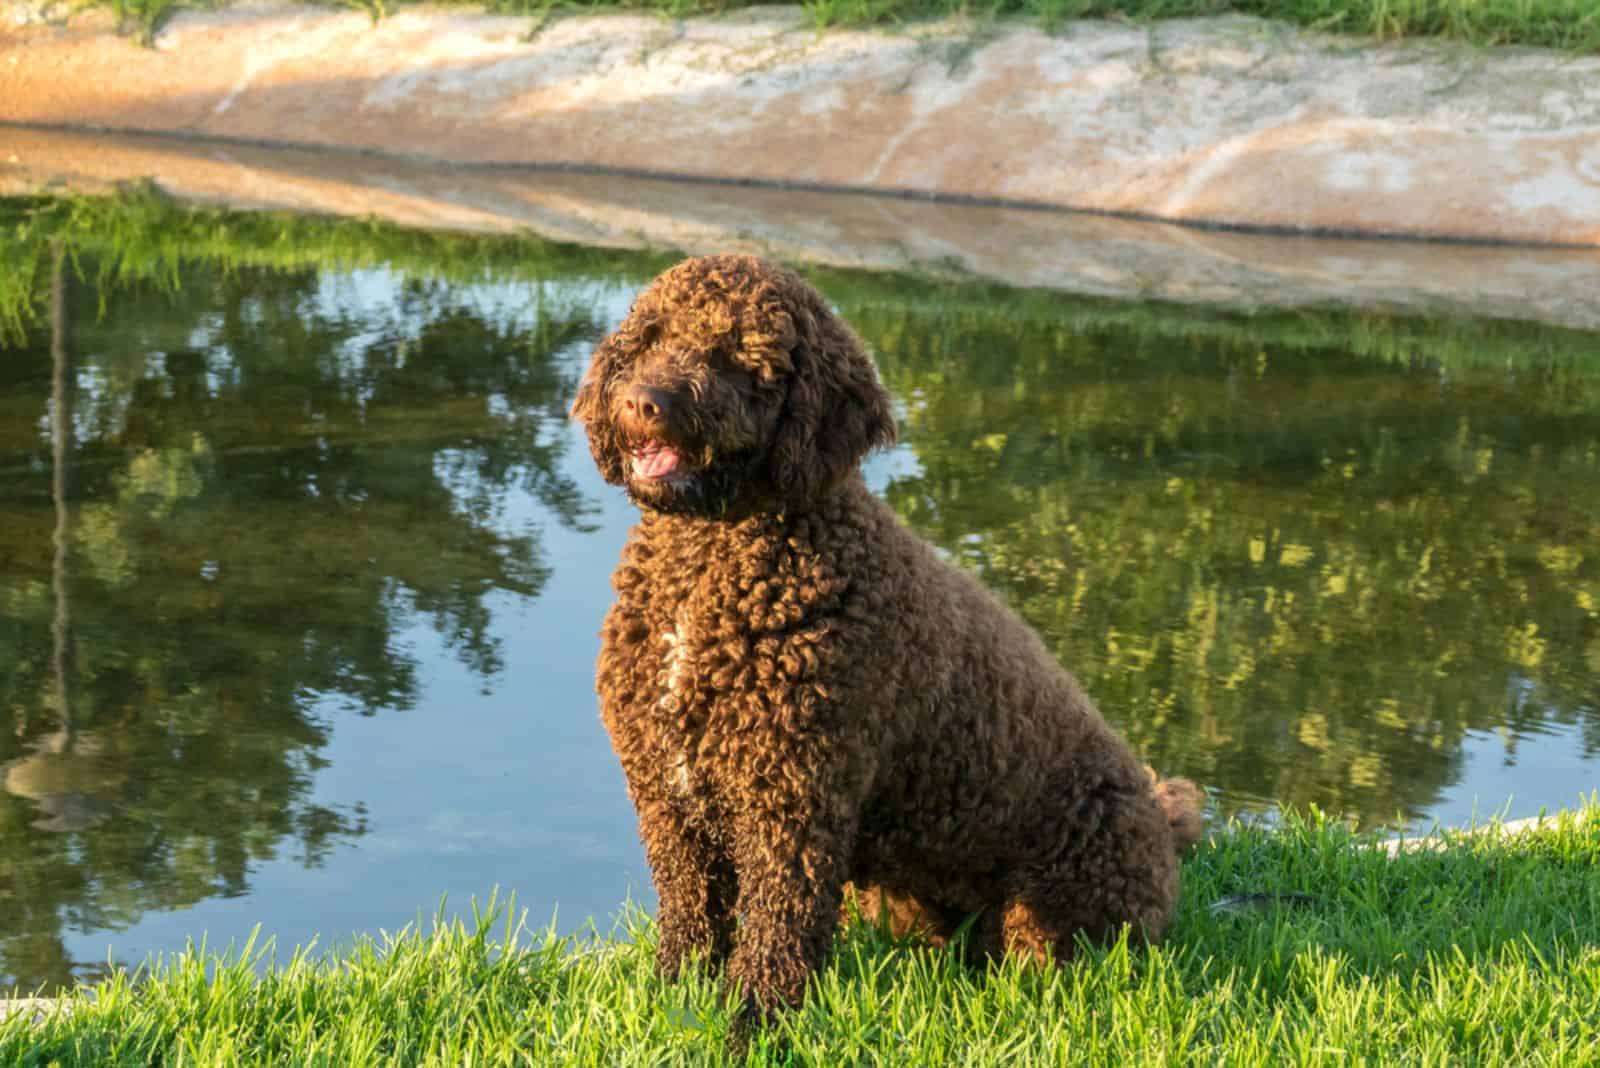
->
[801, 0, 1600, 49]
[75, 0, 1600, 53]
[5, 804, 1599, 1066]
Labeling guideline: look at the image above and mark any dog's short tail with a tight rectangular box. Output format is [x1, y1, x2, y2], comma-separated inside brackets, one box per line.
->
[1147, 769, 1205, 851]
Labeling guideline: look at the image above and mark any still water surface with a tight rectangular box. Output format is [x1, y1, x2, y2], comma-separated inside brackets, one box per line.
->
[2, 221, 1598, 990]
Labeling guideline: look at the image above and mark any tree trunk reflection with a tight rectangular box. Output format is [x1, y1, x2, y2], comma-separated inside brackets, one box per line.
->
[50, 242, 75, 735]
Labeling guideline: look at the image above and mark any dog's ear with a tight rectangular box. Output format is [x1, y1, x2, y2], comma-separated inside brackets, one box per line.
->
[768, 291, 897, 505]
[570, 332, 630, 486]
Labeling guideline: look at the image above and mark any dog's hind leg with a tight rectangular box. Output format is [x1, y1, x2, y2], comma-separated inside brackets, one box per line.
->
[841, 883, 964, 945]
[980, 798, 1182, 964]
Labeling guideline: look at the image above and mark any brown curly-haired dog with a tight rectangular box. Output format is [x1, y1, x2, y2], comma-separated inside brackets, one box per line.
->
[572, 255, 1203, 1025]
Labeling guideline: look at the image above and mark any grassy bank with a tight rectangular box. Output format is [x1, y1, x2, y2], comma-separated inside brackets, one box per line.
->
[87, 0, 1600, 54]
[5, 806, 1598, 1066]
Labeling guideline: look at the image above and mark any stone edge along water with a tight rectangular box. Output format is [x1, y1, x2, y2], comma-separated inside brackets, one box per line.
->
[6, 127, 1600, 332]
[0, 997, 66, 1022]
[2, 2, 1599, 247]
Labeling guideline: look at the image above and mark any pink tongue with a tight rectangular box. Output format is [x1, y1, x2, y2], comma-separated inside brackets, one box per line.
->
[634, 448, 681, 480]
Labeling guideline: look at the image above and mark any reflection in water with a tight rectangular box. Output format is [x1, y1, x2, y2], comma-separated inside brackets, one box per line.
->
[0, 198, 1597, 992]
[858, 297, 1600, 828]
[0, 255, 603, 990]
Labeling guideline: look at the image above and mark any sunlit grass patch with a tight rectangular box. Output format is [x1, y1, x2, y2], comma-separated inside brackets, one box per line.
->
[5, 803, 1598, 1066]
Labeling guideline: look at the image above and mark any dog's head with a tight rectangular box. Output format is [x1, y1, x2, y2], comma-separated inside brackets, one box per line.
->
[571, 255, 896, 516]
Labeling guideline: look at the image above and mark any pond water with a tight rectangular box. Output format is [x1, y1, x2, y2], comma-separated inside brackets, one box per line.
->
[2, 197, 1598, 992]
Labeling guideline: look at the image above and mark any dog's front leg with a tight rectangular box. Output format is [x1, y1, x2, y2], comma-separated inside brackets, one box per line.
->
[634, 794, 737, 980]
[724, 794, 857, 1025]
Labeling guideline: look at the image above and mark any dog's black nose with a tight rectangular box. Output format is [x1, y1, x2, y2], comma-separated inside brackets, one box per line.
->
[622, 384, 672, 424]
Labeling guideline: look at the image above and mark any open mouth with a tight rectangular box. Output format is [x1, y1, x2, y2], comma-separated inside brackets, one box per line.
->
[629, 440, 685, 482]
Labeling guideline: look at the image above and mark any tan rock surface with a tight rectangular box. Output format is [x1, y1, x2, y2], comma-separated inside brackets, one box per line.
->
[6, 127, 1600, 330]
[0, 997, 63, 1022]
[3, 4, 1599, 245]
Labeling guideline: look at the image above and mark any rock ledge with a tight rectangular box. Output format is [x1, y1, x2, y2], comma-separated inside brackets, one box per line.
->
[2, 4, 1598, 245]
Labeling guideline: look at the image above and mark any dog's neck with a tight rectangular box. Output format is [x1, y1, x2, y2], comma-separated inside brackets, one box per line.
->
[636, 473, 870, 539]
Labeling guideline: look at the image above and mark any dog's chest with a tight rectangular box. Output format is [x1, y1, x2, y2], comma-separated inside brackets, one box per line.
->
[655, 608, 702, 784]
[644, 596, 728, 812]
[609, 521, 844, 815]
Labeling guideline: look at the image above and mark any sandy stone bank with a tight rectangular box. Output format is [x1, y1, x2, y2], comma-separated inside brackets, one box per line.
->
[0, 997, 66, 1022]
[3, 3, 1599, 246]
[9, 127, 1600, 331]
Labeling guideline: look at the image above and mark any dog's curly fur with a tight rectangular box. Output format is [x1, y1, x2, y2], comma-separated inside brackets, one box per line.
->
[573, 255, 1203, 1022]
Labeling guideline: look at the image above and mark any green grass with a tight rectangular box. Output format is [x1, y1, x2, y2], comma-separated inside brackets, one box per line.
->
[76, 0, 1600, 52]
[5, 804, 1598, 1066]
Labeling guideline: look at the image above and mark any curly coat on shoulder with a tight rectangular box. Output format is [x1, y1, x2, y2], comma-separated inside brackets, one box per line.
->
[572, 254, 1203, 1023]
